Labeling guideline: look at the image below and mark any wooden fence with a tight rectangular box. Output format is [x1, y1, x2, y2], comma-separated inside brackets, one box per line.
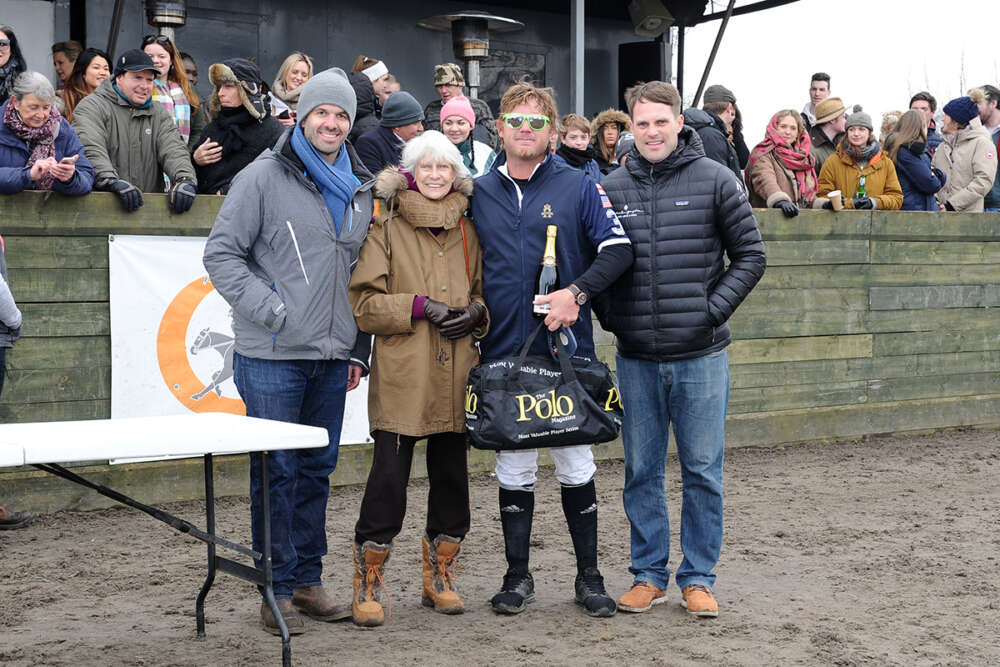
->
[1, 192, 997, 511]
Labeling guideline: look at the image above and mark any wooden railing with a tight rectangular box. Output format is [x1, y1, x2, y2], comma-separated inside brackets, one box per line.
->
[2, 191, 998, 511]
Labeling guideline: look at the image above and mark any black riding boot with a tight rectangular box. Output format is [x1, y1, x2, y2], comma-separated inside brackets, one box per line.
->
[561, 480, 616, 617]
[490, 487, 536, 614]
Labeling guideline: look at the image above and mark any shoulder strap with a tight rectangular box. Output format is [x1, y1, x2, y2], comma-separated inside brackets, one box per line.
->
[459, 216, 471, 286]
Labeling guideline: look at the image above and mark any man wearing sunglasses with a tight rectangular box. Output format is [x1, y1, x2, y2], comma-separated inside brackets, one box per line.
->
[471, 81, 633, 619]
[596, 81, 765, 619]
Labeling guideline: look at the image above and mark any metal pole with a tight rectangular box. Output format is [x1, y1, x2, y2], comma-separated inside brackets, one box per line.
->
[692, 0, 737, 108]
[676, 26, 685, 102]
[106, 0, 126, 58]
[570, 0, 585, 114]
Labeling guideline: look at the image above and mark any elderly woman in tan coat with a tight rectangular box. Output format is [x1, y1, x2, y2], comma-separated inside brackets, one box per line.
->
[932, 95, 998, 212]
[348, 130, 488, 628]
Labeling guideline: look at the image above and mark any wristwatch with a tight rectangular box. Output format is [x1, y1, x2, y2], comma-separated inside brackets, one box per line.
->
[567, 283, 588, 306]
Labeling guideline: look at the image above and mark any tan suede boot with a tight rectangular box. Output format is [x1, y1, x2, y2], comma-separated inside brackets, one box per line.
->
[352, 541, 390, 627]
[421, 535, 464, 614]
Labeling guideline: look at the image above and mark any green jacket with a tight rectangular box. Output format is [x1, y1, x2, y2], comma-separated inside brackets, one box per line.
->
[71, 77, 196, 192]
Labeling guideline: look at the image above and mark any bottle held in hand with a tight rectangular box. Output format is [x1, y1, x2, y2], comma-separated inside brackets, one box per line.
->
[533, 225, 559, 315]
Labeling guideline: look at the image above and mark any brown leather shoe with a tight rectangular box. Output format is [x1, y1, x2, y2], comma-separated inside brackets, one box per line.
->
[617, 581, 667, 613]
[260, 598, 306, 636]
[0, 505, 35, 530]
[292, 585, 351, 622]
[681, 585, 719, 618]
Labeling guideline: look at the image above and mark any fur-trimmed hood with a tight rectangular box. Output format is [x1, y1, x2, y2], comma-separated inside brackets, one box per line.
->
[591, 108, 630, 137]
[374, 165, 474, 200]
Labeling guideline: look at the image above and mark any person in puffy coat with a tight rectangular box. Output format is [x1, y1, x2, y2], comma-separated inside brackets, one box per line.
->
[0, 71, 93, 195]
[817, 109, 902, 210]
[348, 131, 487, 627]
[884, 109, 945, 211]
[745, 109, 818, 217]
[932, 96, 998, 212]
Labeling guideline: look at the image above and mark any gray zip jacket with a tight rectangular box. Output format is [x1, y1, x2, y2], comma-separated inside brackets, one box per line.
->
[203, 130, 374, 366]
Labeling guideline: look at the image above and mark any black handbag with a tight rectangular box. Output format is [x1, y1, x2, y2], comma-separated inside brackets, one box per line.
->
[465, 322, 623, 451]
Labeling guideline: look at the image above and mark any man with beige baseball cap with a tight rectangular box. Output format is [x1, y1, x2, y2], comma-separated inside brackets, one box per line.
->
[808, 96, 847, 172]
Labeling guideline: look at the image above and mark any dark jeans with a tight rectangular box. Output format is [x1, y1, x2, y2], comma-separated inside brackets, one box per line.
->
[233, 352, 348, 599]
[354, 429, 470, 545]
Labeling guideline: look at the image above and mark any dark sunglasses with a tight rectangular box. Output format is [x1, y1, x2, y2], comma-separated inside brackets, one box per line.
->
[501, 113, 551, 131]
[142, 34, 172, 47]
[0, 39, 10, 48]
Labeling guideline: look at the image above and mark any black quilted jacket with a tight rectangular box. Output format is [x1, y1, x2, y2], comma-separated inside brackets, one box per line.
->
[596, 126, 766, 361]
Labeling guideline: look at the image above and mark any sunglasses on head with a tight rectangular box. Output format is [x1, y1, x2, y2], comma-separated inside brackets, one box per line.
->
[142, 34, 172, 47]
[0, 39, 11, 48]
[501, 113, 551, 131]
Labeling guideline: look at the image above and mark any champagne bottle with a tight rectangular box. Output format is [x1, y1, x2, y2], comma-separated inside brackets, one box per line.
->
[533, 225, 559, 315]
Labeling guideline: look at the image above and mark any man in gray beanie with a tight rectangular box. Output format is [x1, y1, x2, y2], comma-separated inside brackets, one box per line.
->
[203, 65, 375, 636]
[354, 90, 424, 173]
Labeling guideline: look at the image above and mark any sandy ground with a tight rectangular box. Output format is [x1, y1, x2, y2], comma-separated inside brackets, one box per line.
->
[2, 428, 999, 666]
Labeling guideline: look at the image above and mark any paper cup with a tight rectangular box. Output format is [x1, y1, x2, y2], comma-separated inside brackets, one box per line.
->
[828, 190, 844, 211]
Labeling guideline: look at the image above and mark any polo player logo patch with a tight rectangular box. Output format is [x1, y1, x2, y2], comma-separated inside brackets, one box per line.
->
[541, 203, 554, 218]
[675, 200, 690, 207]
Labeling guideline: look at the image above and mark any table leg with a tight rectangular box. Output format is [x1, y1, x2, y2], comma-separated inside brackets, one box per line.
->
[196, 453, 217, 637]
[261, 452, 292, 666]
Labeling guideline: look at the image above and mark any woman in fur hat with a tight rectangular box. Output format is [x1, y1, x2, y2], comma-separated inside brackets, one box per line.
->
[192, 58, 284, 194]
[348, 130, 488, 628]
[817, 108, 903, 210]
[591, 108, 629, 175]
[745, 109, 819, 217]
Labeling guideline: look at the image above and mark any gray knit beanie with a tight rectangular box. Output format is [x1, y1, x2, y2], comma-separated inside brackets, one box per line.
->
[380, 91, 425, 128]
[297, 67, 357, 129]
[845, 109, 873, 131]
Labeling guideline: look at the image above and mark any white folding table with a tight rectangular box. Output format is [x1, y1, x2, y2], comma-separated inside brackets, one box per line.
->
[0, 413, 328, 666]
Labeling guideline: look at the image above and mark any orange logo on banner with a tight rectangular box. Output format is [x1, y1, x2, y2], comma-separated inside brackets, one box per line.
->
[156, 276, 245, 415]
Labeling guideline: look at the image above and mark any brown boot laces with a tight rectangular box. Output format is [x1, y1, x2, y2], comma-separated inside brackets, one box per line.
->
[364, 562, 391, 618]
[436, 554, 461, 591]
[686, 584, 712, 596]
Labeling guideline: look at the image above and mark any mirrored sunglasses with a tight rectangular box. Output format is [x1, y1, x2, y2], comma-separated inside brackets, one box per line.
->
[501, 113, 551, 131]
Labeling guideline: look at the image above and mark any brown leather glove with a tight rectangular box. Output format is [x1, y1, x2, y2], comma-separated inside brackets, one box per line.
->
[423, 298, 455, 327]
[440, 302, 487, 340]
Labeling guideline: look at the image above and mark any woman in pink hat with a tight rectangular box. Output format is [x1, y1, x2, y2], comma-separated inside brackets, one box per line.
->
[439, 95, 494, 177]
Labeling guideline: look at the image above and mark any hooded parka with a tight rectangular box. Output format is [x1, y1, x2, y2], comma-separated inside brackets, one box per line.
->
[931, 117, 998, 212]
[349, 168, 487, 437]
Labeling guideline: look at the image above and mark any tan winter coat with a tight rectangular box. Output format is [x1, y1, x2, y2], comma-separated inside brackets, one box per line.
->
[349, 168, 488, 437]
[746, 151, 815, 208]
[931, 117, 998, 212]
[72, 77, 196, 192]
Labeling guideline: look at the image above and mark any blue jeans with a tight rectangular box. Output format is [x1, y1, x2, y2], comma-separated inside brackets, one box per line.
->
[616, 350, 728, 592]
[233, 352, 348, 598]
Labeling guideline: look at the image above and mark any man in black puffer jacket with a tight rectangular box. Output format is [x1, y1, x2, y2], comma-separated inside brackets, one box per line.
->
[597, 81, 765, 620]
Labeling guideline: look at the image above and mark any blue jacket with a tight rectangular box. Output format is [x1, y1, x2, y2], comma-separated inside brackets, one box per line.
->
[894, 143, 945, 211]
[927, 122, 942, 156]
[0, 101, 94, 195]
[552, 151, 602, 182]
[470, 152, 630, 361]
[354, 124, 404, 176]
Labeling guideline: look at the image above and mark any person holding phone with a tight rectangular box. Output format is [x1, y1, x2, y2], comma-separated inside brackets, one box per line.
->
[0, 71, 93, 195]
[192, 58, 283, 194]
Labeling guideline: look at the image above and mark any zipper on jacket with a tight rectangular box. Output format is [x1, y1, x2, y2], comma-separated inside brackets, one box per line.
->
[648, 165, 660, 350]
[285, 221, 310, 285]
[498, 166, 528, 348]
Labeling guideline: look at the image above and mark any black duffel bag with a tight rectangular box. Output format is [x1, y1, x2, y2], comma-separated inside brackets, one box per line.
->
[465, 322, 623, 451]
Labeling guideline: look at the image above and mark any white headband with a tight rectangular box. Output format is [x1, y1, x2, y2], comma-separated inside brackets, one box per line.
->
[362, 61, 388, 82]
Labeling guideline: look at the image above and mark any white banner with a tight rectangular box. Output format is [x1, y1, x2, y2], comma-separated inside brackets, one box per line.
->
[108, 235, 372, 451]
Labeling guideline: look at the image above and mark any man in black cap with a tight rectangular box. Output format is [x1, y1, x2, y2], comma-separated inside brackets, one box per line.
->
[72, 48, 197, 213]
[682, 84, 743, 180]
[354, 90, 424, 174]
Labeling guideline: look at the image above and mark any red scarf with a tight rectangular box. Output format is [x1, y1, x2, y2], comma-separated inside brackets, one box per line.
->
[3, 101, 61, 190]
[746, 112, 819, 204]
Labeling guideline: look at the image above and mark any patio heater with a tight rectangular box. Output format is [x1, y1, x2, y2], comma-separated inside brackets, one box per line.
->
[417, 11, 524, 99]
